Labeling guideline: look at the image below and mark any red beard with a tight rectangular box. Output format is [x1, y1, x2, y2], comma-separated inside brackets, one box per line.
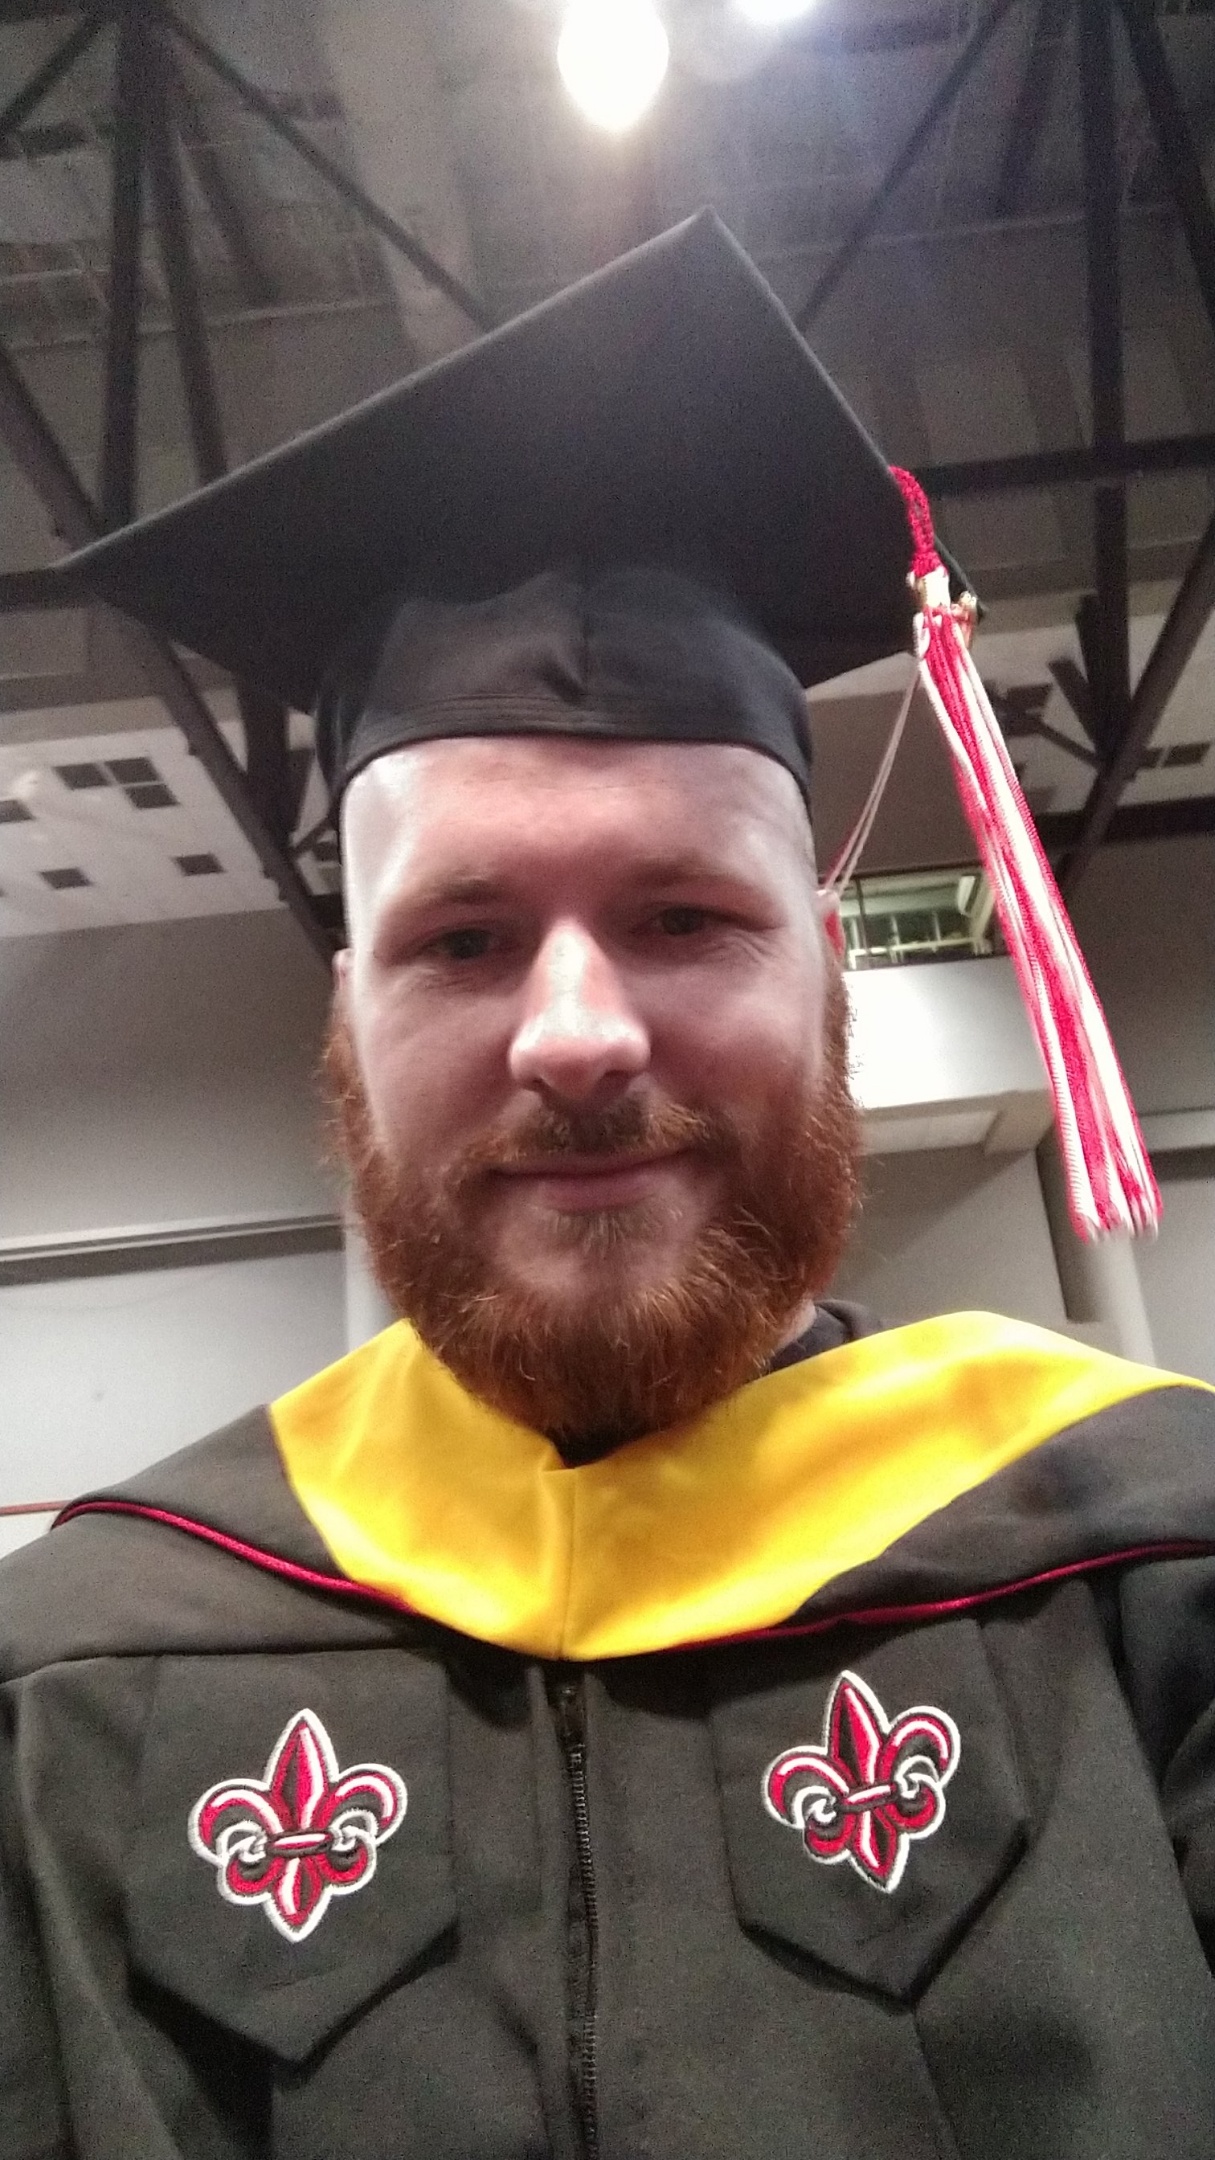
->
[323, 976, 860, 1451]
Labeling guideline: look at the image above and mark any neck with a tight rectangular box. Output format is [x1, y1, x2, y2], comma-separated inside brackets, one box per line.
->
[777, 1294, 819, 1353]
[551, 1298, 821, 1466]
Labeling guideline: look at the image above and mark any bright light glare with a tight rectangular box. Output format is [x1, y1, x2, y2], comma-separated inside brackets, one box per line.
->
[733, 0, 817, 23]
[557, 0, 670, 133]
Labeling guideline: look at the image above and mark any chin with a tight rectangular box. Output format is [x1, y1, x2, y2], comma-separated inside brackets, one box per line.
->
[498, 1204, 691, 1289]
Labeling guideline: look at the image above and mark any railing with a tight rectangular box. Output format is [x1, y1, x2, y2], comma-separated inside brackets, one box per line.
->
[839, 865, 996, 971]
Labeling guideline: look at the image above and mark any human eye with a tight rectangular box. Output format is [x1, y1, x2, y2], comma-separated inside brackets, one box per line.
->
[652, 904, 716, 937]
[425, 924, 500, 963]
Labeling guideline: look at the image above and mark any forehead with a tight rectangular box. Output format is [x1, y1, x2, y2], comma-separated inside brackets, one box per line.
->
[342, 733, 812, 895]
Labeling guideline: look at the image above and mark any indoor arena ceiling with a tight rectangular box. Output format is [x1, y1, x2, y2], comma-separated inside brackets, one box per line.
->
[2, 0, 1215, 942]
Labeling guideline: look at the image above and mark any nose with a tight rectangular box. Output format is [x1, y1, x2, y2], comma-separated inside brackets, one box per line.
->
[508, 921, 650, 1103]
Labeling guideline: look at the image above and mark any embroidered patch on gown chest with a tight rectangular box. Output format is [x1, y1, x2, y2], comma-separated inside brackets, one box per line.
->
[764, 1670, 960, 1892]
[710, 1622, 1027, 2000]
[126, 1652, 456, 2061]
[188, 1707, 408, 1940]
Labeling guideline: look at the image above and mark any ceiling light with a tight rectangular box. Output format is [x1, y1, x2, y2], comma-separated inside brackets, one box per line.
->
[733, 0, 817, 24]
[557, 0, 670, 133]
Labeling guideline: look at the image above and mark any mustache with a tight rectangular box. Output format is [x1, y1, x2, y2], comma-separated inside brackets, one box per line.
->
[455, 1094, 731, 1178]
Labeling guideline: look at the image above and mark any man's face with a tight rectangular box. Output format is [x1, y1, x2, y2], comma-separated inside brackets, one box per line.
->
[330, 734, 859, 1444]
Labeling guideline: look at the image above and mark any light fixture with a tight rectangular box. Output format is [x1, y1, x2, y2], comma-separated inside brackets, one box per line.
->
[733, 0, 817, 24]
[557, 0, 670, 133]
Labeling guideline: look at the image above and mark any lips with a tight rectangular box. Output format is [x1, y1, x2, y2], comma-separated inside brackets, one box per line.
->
[491, 1149, 691, 1210]
[496, 1151, 681, 1180]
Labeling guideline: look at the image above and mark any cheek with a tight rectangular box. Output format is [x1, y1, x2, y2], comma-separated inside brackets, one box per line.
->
[653, 960, 827, 1104]
[353, 997, 508, 1158]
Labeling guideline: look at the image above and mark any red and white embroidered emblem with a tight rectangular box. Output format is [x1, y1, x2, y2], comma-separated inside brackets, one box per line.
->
[763, 1670, 960, 1894]
[187, 1708, 407, 1941]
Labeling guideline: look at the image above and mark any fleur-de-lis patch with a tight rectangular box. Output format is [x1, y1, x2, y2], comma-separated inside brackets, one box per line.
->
[188, 1708, 407, 1941]
[763, 1670, 960, 1893]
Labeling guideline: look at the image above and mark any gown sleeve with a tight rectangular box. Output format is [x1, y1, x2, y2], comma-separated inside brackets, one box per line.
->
[1111, 1553, 1215, 1971]
[0, 1701, 73, 2160]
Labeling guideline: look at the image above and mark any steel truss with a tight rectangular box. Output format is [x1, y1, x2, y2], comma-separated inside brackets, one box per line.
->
[0, 0, 489, 955]
[1, 0, 1214, 943]
[799, 0, 1215, 894]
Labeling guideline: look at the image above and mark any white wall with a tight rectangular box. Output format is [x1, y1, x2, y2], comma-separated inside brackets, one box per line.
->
[1134, 1159, 1215, 1387]
[1066, 836, 1215, 1384]
[833, 1150, 1068, 1331]
[0, 1248, 345, 1555]
[2, 910, 339, 1546]
[1, 909, 335, 1239]
[1067, 836, 1215, 1120]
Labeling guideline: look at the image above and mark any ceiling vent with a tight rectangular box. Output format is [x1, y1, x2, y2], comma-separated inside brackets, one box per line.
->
[54, 762, 111, 790]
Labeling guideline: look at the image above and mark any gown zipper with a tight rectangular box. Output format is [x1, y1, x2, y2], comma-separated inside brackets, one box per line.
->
[550, 1674, 600, 2159]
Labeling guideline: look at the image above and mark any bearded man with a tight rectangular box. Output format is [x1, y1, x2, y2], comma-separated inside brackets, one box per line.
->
[4, 214, 1215, 2160]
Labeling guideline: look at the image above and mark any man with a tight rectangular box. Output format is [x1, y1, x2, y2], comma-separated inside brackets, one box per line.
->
[4, 213, 1215, 2160]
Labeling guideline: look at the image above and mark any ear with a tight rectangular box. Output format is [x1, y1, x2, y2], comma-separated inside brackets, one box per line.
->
[332, 946, 351, 996]
[818, 890, 846, 962]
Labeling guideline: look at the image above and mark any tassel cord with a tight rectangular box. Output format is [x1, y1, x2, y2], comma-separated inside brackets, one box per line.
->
[916, 598, 1159, 1237]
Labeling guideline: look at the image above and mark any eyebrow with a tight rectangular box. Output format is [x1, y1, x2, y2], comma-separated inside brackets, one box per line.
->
[406, 874, 507, 910]
[403, 856, 744, 914]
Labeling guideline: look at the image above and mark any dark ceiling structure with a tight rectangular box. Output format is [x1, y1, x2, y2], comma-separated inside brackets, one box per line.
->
[2, 0, 1215, 953]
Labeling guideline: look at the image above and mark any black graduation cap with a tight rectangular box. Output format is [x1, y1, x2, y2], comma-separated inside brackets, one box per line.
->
[57, 211, 920, 807]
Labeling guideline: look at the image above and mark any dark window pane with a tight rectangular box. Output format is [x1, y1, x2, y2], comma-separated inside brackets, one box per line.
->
[175, 853, 223, 877]
[41, 866, 91, 889]
[127, 782, 178, 809]
[55, 762, 111, 790]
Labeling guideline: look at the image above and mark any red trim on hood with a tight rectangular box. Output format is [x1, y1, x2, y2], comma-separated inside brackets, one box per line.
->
[52, 1498, 1214, 1651]
[54, 1499, 413, 1614]
[697, 1539, 1214, 1652]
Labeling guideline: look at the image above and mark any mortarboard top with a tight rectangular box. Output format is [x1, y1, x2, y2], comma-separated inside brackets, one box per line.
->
[57, 211, 918, 733]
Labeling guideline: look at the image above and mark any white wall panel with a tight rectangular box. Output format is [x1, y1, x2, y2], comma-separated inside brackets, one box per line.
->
[1135, 1165, 1215, 1387]
[833, 1150, 1067, 1332]
[1, 909, 336, 1238]
[0, 1247, 345, 1512]
[1069, 837, 1215, 1120]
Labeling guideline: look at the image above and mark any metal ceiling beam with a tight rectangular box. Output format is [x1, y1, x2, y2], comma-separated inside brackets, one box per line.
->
[1049, 657, 1098, 751]
[990, 0, 1068, 219]
[145, 26, 224, 485]
[795, 0, 1021, 331]
[155, 1, 493, 333]
[0, 339, 96, 539]
[144, 22, 298, 847]
[1041, 793, 1215, 851]
[0, 6, 104, 150]
[99, 3, 145, 531]
[0, 567, 77, 607]
[1055, 0, 1215, 890]
[166, 49, 278, 309]
[0, 2, 82, 21]
[0, 337, 333, 960]
[920, 431, 1215, 496]
[237, 684, 299, 850]
[1115, 0, 1215, 339]
[1057, 500, 1215, 892]
[1078, 0, 1131, 771]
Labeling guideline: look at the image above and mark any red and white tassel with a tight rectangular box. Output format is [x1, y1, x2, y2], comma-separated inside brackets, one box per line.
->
[885, 467, 1159, 1242]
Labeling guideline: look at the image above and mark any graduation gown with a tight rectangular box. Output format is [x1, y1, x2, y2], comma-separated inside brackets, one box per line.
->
[5, 1308, 1215, 2160]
